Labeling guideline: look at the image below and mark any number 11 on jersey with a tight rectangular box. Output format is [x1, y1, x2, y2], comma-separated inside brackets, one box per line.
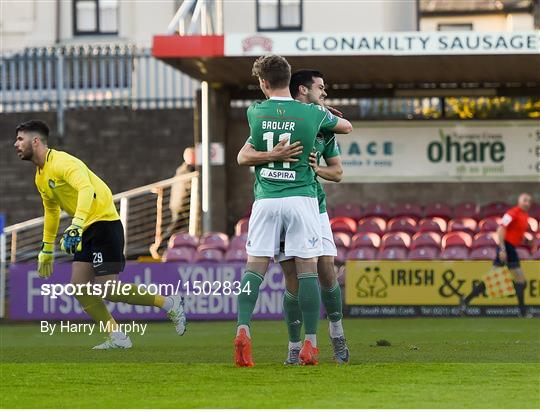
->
[263, 132, 292, 168]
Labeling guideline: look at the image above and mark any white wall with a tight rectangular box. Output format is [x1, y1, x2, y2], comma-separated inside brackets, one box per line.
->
[420, 13, 535, 32]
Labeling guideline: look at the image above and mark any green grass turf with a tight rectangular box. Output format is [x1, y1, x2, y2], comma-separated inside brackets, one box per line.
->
[1, 318, 539, 408]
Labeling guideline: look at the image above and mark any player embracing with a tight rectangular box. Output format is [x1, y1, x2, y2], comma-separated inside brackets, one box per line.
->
[238, 69, 350, 364]
[14, 120, 186, 349]
[460, 193, 535, 317]
[234, 56, 352, 367]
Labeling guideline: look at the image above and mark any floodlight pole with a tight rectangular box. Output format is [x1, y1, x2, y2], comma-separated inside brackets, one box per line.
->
[201, 81, 212, 233]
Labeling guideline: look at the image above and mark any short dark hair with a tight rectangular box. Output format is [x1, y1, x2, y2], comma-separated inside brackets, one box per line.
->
[252, 55, 291, 89]
[289, 69, 324, 98]
[16, 120, 49, 142]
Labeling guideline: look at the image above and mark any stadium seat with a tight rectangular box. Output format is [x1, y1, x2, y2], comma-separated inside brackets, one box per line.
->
[532, 235, 540, 251]
[442, 231, 472, 249]
[350, 232, 381, 249]
[377, 247, 407, 260]
[387, 216, 417, 235]
[533, 249, 540, 260]
[410, 231, 441, 250]
[229, 234, 248, 250]
[478, 217, 501, 232]
[448, 217, 478, 236]
[224, 248, 248, 263]
[408, 247, 439, 260]
[332, 203, 363, 220]
[470, 247, 497, 260]
[335, 247, 348, 265]
[528, 217, 538, 233]
[529, 204, 540, 221]
[198, 232, 229, 252]
[168, 232, 198, 249]
[515, 247, 531, 260]
[424, 202, 453, 220]
[391, 203, 423, 220]
[472, 232, 498, 249]
[417, 217, 447, 233]
[347, 247, 377, 260]
[453, 202, 479, 219]
[479, 202, 510, 219]
[330, 216, 357, 235]
[381, 232, 411, 249]
[360, 203, 391, 220]
[440, 246, 469, 260]
[357, 217, 386, 236]
[194, 249, 224, 263]
[333, 232, 351, 249]
[234, 217, 249, 236]
[162, 247, 195, 263]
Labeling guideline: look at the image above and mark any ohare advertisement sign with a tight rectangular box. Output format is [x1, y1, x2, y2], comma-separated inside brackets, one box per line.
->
[335, 121, 540, 182]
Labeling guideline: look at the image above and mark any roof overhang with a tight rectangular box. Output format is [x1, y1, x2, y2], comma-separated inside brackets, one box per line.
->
[153, 32, 540, 96]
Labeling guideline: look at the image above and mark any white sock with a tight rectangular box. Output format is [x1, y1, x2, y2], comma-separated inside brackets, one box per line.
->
[329, 320, 344, 339]
[305, 334, 317, 347]
[110, 331, 127, 340]
[162, 296, 174, 312]
[288, 341, 301, 351]
[237, 324, 250, 338]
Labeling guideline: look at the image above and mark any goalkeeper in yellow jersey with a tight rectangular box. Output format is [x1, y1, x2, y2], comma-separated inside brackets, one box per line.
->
[14, 120, 186, 349]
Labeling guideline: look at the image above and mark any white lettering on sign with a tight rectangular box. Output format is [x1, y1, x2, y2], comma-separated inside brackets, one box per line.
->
[260, 168, 296, 181]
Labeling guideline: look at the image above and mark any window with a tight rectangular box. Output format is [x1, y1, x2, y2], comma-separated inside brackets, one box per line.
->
[73, 0, 118, 35]
[257, 0, 302, 31]
[437, 23, 473, 31]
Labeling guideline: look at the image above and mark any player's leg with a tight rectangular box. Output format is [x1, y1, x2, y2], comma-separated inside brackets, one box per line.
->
[506, 245, 527, 317]
[279, 257, 302, 365]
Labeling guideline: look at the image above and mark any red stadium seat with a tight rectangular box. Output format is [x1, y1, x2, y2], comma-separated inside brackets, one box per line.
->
[229, 234, 248, 250]
[350, 232, 381, 249]
[347, 247, 377, 260]
[224, 248, 248, 263]
[361, 203, 391, 220]
[235, 217, 250, 236]
[448, 217, 478, 236]
[479, 202, 510, 219]
[529, 204, 540, 221]
[377, 247, 407, 260]
[411, 231, 441, 250]
[424, 202, 453, 220]
[357, 217, 386, 236]
[533, 249, 540, 260]
[408, 247, 439, 260]
[478, 217, 501, 232]
[335, 247, 348, 265]
[198, 232, 229, 252]
[516, 247, 531, 260]
[194, 249, 224, 263]
[454, 202, 479, 219]
[332, 203, 363, 220]
[333, 232, 351, 249]
[387, 217, 417, 235]
[528, 217, 538, 233]
[440, 246, 469, 260]
[381, 232, 411, 249]
[391, 203, 423, 220]
[162, 247, 195, 263]
[470, 247, 497, 260]
[168, 232, 198, 249]
[472, 232, 498, 249]
[532, 235, 540, 251]
[442, 231, 472, 249]
[417, 217, 447, 233]
[330, 217, 357, 235]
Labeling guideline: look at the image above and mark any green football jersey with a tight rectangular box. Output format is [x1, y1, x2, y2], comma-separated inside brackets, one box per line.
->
[313, 129, 341, 214]
[247, 97, 338, 199]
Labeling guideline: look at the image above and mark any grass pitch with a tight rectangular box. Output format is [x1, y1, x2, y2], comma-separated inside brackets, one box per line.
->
[1, 318, 539, 408]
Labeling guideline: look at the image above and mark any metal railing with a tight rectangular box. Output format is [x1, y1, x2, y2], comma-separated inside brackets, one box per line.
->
[0, 45, 199, 115]
[0, 171, 200, 318]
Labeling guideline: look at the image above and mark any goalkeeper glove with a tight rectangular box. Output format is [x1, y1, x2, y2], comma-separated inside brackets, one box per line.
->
[37, 242, 55, 278]
[61, 217, 84, 254]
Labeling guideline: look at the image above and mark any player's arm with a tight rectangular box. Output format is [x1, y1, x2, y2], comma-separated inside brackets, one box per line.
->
[310, 154, 343, 182]
[331, 117, 353, 134]
[237, 140, 303, 166]
[318, 107, 352, 135]
[497, 214, 511, 262]
[38, 196, 61, 278]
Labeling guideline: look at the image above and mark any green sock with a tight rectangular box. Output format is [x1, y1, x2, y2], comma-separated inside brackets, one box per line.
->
[321, 282, 343, 322]
[105, 283, 157, 306]
[237, 270, 264, 326]
[298, 274, 320, 335]
[283, 290, 302, 343]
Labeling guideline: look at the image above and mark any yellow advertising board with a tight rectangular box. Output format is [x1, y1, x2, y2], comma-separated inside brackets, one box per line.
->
[345, 260, 540, 305]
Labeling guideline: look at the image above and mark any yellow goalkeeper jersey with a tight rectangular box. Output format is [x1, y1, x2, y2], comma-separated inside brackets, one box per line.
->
[35, 149, 119, 243]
